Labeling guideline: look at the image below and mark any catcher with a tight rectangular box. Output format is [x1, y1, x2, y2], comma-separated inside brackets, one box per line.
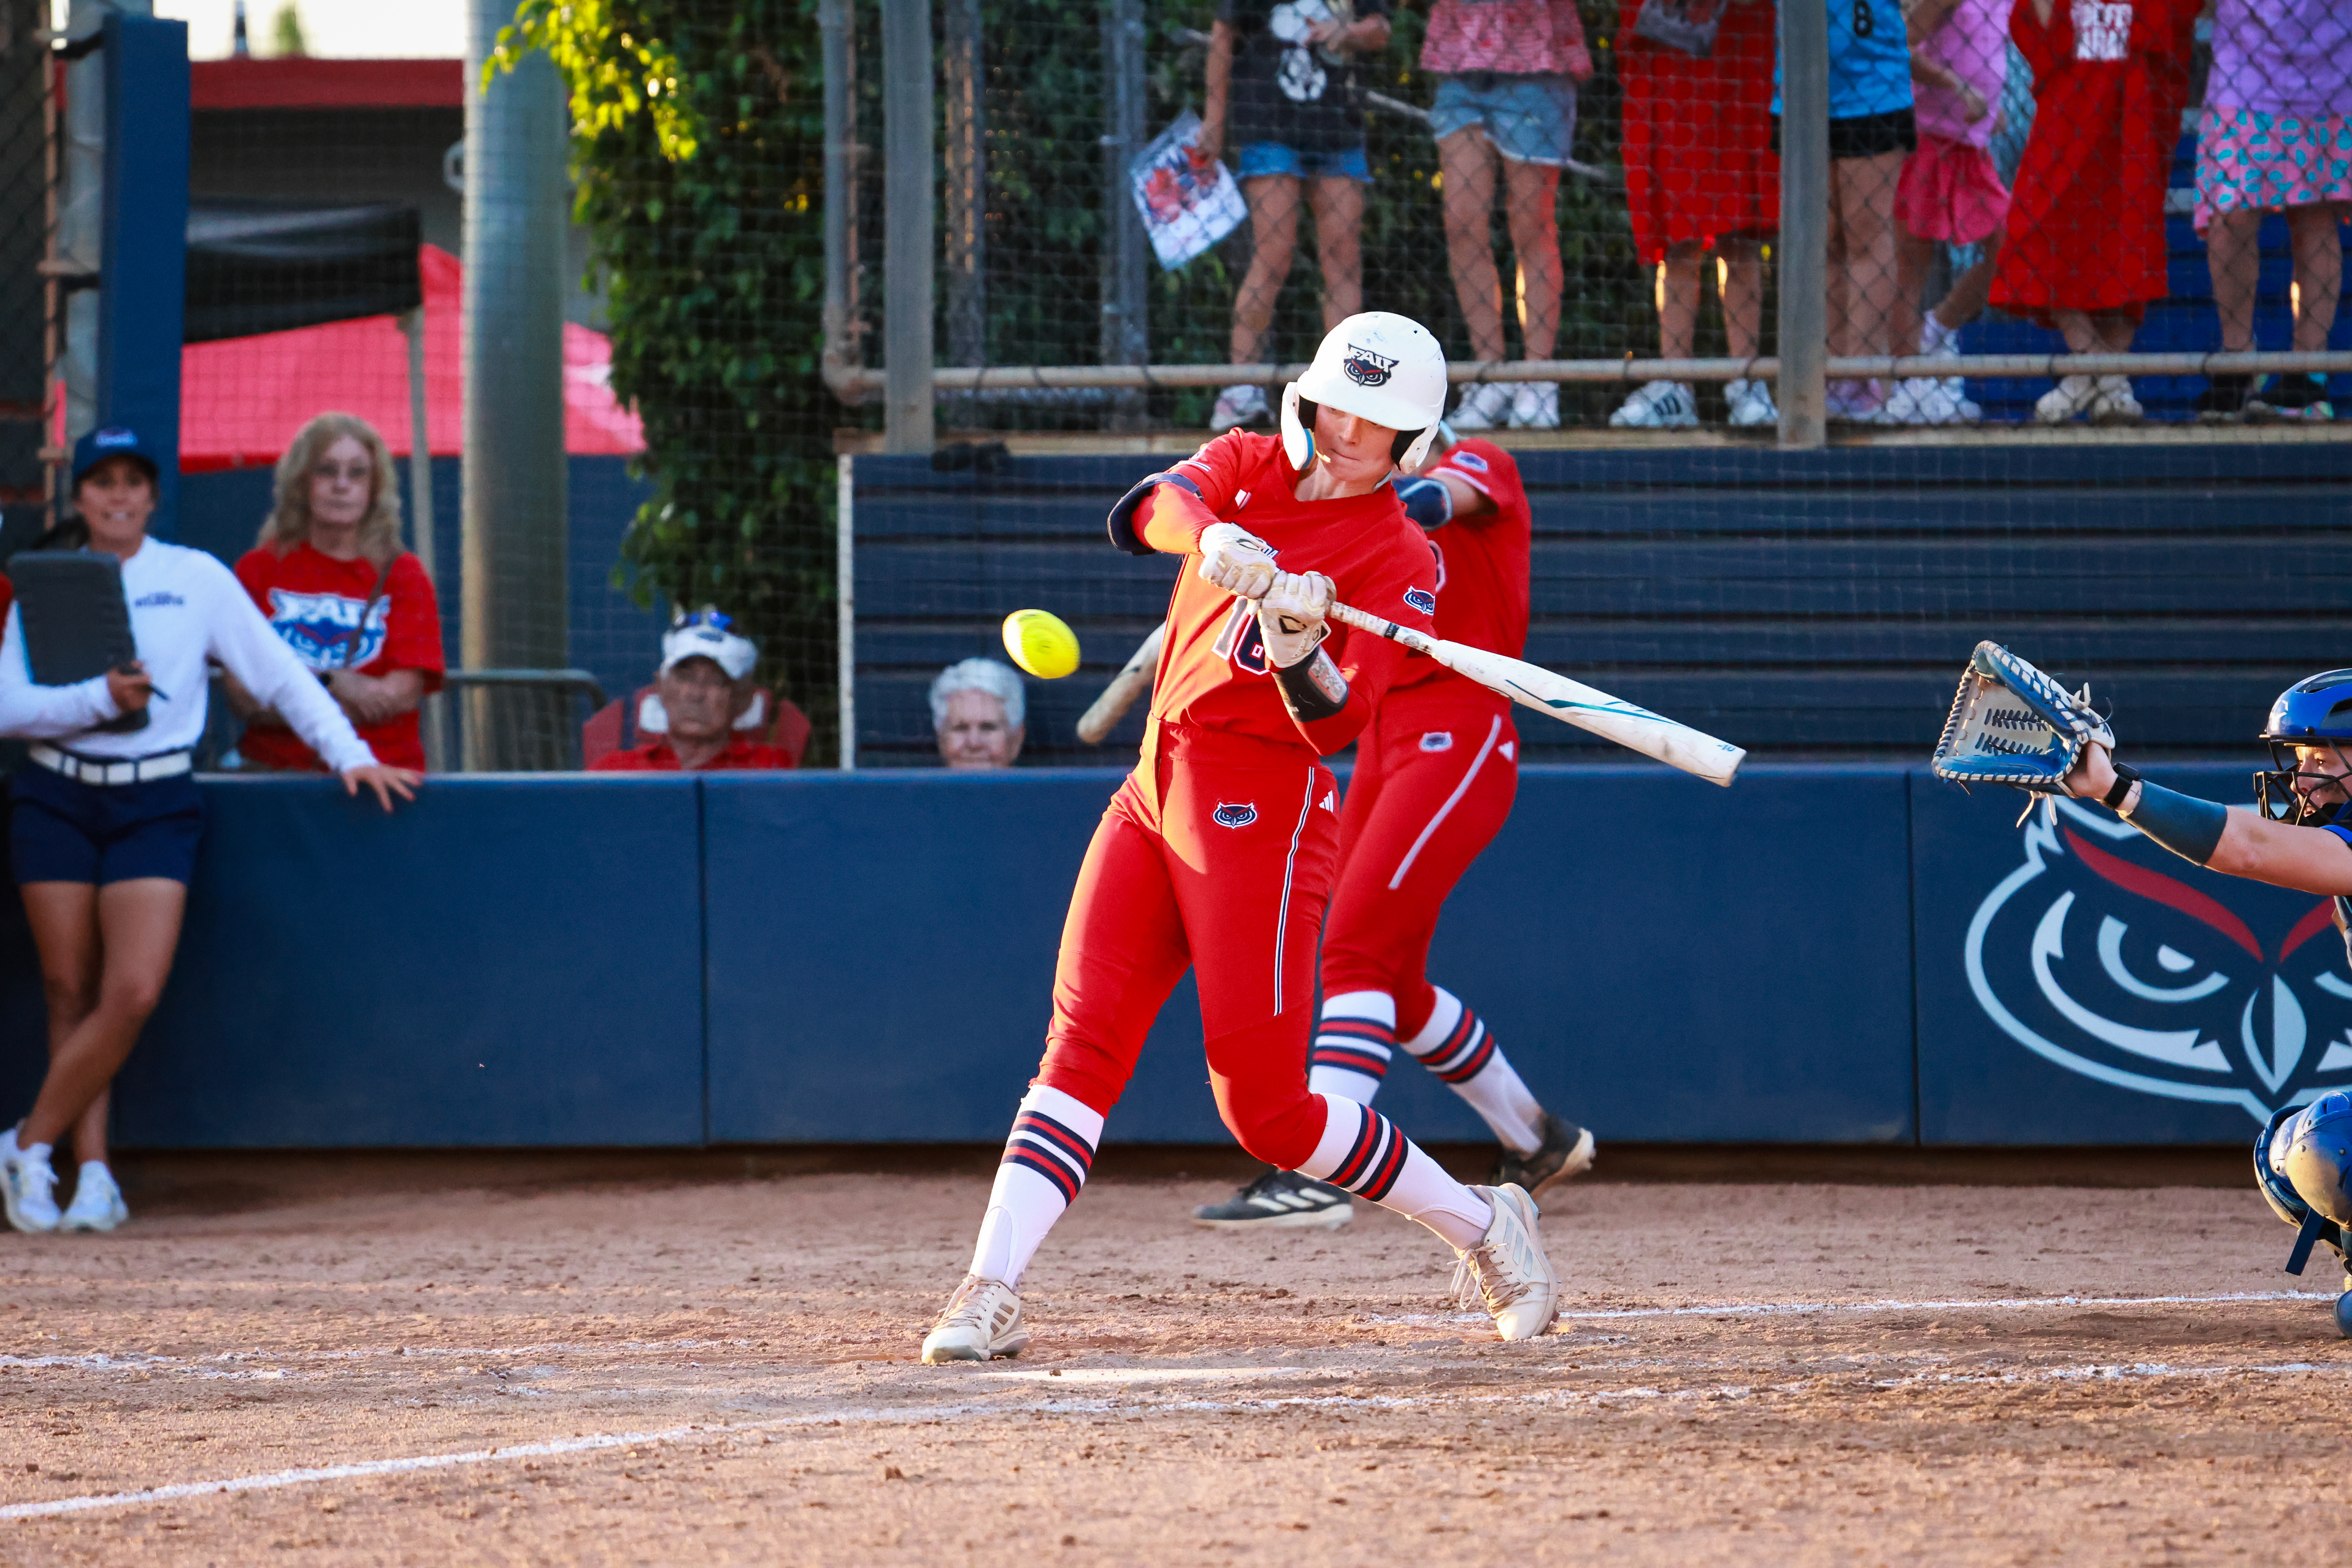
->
[1935, 646, 2352, 1330]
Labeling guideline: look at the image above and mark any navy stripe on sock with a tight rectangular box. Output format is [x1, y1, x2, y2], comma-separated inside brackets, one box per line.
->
[1318, 1017, 1396, 1046]
[1328, 1106, 1407, 1198]
[1011, 1109, 1096, 1174]
[1312, 1042, 1394, 1079]
[1431, 1023, 1496, 1085]
[1003, 1145, 1083, 1204]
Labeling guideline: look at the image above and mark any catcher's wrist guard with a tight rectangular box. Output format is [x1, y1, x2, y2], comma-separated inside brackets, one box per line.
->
[2118, 780, 2228, 867]
[1930, 641, 2115, 800]
[2101, 762, 2141, 812]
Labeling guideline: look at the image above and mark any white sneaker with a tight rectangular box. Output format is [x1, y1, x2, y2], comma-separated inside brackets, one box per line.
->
[1826, 378, 1888, 424]
[1210, 384, 1269, 431]
[1882, 377, 1979, 426]
[2091, 375, 2142, 426]
[921, 1274, 1032, 1363]
[1, 1131, 59, 1234]
[2034, 374, 2098, 424]
[59, 1163, 126, 1233]
[1725, 377, 1778, 428]
[1451, 381, 1512, 430]
[1508, 382, 1560, 429]
[1607, 380, 1697, 429]
[1448, 1183, 1559, 1342]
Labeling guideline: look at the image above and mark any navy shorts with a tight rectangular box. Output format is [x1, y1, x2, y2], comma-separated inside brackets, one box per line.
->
[9, 765, 206, 886]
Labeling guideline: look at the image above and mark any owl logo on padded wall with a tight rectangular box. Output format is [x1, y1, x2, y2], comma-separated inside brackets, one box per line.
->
[1966, 798, 2352, 1123]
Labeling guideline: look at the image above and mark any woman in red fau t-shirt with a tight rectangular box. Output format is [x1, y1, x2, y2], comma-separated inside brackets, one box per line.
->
[229, 414, 445, 772]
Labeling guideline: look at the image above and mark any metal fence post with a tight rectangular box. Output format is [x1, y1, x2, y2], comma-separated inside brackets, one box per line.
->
[820, 0, 866, 401]
[943, 0, 985, 380]
[1101, 0, 1148, 425]
[462, 0, 571, 769]
[836, 454, 857, 770]
[1776, 0, 1828, 450]
[882, 0, 935, 453]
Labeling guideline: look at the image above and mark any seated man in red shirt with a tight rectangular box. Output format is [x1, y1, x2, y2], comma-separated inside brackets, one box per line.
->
[591, 609, 791, 772]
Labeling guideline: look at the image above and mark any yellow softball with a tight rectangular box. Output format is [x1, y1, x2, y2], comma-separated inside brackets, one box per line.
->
[1002, 608, 1081, 680]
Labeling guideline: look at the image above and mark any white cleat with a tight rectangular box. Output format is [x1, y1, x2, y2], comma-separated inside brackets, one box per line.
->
[1451, 381, 1513, 431]
[59, 1164, 127, 1233]
[1607, 380, 1697, 429]
[1450, 1182, 1559, 1342]
[1, 1131, 59, 1234]
[1882, 377, 1979, 426]
[921, 1274, 1032, 1364]
[1725, 377, 1778, 428]
[1508, 381, 1560, 429]
[1210, 384, 1270, 431]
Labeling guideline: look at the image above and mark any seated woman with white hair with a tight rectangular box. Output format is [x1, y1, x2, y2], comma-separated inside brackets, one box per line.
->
[932, 658, 1026, 770]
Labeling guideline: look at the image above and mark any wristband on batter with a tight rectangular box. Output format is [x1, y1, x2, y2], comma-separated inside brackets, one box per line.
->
[1273, 647, 1349, 723]
[2119, 779, 2229, 866]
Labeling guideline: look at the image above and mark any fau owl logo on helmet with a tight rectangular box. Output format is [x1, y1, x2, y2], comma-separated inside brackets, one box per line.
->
[1967, 798, 2352, 1123]
[1342, 346, 1397, 388]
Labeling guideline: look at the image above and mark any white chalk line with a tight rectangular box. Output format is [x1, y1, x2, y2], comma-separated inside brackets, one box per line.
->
[1368, 1288, 2345, 1330]
[10, 1355, 2352, 1524]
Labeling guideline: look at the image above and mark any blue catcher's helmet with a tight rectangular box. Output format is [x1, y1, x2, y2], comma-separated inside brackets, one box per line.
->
[2254, 671, 2352, 823]
[2255, 1096, 2352, 1278]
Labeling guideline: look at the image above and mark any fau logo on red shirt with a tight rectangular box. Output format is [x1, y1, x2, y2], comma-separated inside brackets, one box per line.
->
[265, 588, 389, 669]
[1402, 587, 1437, 616]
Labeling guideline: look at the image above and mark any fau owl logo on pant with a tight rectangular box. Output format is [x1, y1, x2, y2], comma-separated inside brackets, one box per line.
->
[1967, 797, 2352, 1123]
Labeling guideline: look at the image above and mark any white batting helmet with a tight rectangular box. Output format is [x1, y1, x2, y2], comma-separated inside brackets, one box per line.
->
[1280, 312, 1449, 474]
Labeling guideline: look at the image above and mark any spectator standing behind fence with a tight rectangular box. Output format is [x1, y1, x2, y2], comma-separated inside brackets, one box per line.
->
[933, 658, 1026, 770]
[1991, 0, 2197, 424]
[1422, 0, 1592, 431]
[226, 414, 444, 771]
[591, 610, 790, 772]
[1202, 0, 1393, 433]
[0, 428, 415, 1236]
[1774, 0, 1916, 424]
[1883, 0, 2015, 425]
[2194, 0, 2352, 423]
[1609, 0, 1781, 430]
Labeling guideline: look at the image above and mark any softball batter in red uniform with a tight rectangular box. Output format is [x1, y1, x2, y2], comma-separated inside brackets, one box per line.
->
[922, 315, 1563, 1362]
[1194, 434, 1596, 1232]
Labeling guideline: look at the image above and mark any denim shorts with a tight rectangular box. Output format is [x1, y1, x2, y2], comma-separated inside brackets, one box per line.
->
[1233, 141, 1373, 183]
[10, 763, 205, 886]
[1429, 73, 1578, 167]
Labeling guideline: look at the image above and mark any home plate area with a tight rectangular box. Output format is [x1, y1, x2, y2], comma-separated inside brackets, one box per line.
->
[0, 1169, 2344, 1565]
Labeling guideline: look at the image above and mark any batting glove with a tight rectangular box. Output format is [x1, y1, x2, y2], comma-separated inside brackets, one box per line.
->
[1255, 570, 1335, 669]
[1198, 522, 1278, 600]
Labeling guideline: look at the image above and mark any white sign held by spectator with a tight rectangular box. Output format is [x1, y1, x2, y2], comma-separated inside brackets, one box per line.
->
[1130, 112, 1247, 271]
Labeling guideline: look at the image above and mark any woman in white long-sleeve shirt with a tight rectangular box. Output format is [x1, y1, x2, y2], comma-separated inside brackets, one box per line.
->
[0, 426, 418, 1235]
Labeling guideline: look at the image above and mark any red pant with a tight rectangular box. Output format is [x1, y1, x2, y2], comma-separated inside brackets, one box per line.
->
[1321, 683, 1519, 1040]
[1037, 725, 1342, 1168]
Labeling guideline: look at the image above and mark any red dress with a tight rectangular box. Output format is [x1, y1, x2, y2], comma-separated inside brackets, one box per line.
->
[234, 544, 445, 772]
[1989, 0, 2197, 322]
[1616, 0, 1781, 266]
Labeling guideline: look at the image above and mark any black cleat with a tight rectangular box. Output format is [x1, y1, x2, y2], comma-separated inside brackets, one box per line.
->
[1191, 1168, 1353, 1230]
[2195, 372, 2251, 423]
[1493, 1111, 1597, 1211]
[2249, 372, 2334, 423]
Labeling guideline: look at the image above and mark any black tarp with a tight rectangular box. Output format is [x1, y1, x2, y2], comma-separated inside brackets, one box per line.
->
[183, 199, 422, 344]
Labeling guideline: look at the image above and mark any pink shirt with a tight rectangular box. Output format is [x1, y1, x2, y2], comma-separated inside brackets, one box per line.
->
[1913, 0, 2014, 148]
[1419, 0, 1592, 79]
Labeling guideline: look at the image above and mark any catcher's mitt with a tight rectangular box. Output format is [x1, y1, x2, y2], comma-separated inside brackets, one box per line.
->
[1931, 641, 2114, 794]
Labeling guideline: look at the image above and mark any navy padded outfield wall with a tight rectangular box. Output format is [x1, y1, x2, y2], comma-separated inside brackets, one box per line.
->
[0, 764, 2335, 1150]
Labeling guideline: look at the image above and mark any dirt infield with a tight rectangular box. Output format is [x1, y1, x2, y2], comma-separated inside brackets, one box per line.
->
[0, 1161, 2344, 1565]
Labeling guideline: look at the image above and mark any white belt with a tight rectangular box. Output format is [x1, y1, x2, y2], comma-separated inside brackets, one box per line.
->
[28, 745, 193, 787]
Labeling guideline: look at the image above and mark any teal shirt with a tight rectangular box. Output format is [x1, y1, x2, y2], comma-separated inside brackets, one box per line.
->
[1773, 0, 1916, 122]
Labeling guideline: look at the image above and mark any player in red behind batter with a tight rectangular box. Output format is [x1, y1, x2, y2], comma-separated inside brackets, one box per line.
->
[1192, 430, 1596, 1233]
[921, 315, 1563, 1361]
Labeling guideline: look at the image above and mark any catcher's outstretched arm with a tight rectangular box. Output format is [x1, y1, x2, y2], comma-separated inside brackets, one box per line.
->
[2066, 742, 2352, 894]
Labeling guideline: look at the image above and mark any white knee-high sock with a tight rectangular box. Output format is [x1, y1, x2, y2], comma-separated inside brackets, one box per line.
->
[967, 1085, 1103, 1288]
[1306, 989, 1395, 1105]
[1405, 987, 1545, 1155]
[1294, 1094, 1492, 1250]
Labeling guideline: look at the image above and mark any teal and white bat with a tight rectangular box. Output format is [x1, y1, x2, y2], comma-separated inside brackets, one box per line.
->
[1330, 601, 1745, 786]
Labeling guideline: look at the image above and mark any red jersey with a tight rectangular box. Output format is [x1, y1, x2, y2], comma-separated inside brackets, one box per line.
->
[1391, 437, 1532, 694]
[589, 736, 793, 772]
[234, 543, 445, 772]
[1136, 432, 1439, 755]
